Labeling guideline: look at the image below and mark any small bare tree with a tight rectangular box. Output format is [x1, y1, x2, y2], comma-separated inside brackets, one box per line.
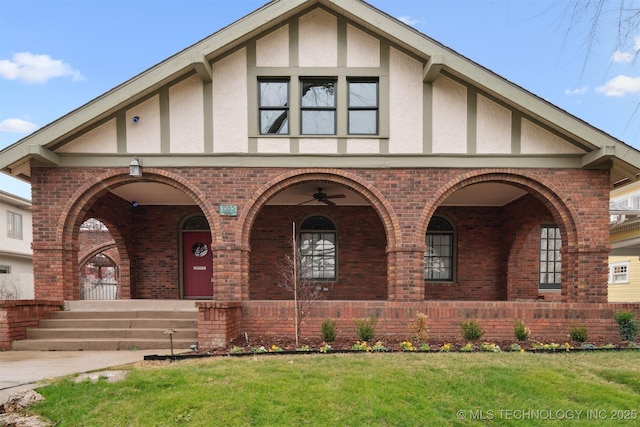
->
[277, 222, 329, 347]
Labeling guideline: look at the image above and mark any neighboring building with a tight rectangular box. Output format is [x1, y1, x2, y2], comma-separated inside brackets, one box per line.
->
[609, 181, 640, 302]
[0, 189, 33, 299]
[1, 0, 639, 346]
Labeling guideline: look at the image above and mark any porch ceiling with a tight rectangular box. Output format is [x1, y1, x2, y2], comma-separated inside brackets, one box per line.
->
[110, 181, 527, 207]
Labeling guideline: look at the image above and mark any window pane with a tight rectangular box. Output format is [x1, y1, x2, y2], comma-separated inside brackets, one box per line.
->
[260, 81, 288, 107]
[349, 82, 377, 107]
[349, 110, 377, 134]
[301, 81, 335, 107]
[261, 110, 288, 134]
[302, 110, 335, 134]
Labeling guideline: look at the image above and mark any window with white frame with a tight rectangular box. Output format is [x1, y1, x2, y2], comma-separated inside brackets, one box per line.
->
[7, 211, 22, 240]
[609, 261, 629, 284]
[299, 216, 337, 280]
[539, 225, 561, 290]
[0, 265, 10, 274]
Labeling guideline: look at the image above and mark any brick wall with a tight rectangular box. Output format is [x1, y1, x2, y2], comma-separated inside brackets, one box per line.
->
[249, 205, 387, 300]
[237, 300, 640, 344]
[31, 166, 611, 304]
[0, 300, 60, 350]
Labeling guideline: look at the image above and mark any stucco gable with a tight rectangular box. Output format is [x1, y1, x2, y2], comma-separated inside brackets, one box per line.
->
[0, 0, 638, 186]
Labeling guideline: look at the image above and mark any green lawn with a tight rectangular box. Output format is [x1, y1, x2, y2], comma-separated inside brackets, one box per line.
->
[29, 351, 640, 426]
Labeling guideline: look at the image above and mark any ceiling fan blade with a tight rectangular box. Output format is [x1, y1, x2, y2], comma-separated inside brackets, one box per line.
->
[322, 198, 336, 206]
[297, 199, 315, 206]
[324, 194, 346, 199]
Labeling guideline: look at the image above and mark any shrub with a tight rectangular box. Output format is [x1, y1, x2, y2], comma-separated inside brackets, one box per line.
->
[354, 317, 377, 342]
[569, 324, 588, 343]
[320, 318, 337, 342]
[614, 311, 639, 342]
[513, 319, 530, 342]
[410, 312, 429, 343]
[460, 319, 484, 341]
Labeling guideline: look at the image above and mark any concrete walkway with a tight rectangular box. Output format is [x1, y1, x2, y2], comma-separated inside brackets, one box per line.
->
[0, 350, 170, 405]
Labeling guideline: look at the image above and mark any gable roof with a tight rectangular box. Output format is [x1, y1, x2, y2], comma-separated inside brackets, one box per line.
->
[1, 0, 639, 187]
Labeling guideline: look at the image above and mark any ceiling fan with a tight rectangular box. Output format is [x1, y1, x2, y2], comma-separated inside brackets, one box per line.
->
[298, 187, 346, 206]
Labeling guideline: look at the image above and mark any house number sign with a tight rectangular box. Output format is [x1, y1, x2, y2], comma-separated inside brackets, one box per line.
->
[219, 204, 237, 216]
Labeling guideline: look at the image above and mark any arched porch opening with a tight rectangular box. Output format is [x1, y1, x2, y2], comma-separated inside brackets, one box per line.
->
[57, 169, 219, 301]
[241, 171, 397, 301]
[420, 172, 583, 302]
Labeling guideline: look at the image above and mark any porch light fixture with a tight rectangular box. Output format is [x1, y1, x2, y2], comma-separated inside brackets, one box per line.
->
[129, 156, 142, 177]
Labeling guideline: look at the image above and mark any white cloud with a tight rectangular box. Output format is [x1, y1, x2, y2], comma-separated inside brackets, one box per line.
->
[596, 75, 640, 97]
[635, 36, 640, 52]
[397, 16, 420, 27]
[564, 86, 589, 96]
[612, 50, 634, 63]
[0, 52, 84, 84]
[0, 118, 38, 133]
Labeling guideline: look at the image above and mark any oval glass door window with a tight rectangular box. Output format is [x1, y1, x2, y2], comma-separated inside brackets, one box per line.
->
[192, 243, 208, 257]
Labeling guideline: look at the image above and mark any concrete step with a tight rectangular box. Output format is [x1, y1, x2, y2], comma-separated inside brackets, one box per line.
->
[50, 310, 199, 320]
[39, 318, 197, 329]
[65, 300, 203, 311]
[12, 338, 196, 351]
[12, 300, 201, 351]
[26, 328, 198, 340]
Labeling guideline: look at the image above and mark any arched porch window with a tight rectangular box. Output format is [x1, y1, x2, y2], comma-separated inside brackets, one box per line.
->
[425, 216, 455, 281]
[300, 216, 337, 280]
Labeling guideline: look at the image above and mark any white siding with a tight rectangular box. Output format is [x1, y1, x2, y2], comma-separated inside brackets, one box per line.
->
[477, 94, 511, 153]
[299, 8, 337, 67]
[169, 75, 204, 153]
[213, 49, 248, 153]
[433, 75, 467, 153]
[389, 47, 422, 153]
[126, 96, 161, 153]
[256, 25, 289, 67]
[58, 119, 118, 154]
[521, 118, 584, 154]
[346, 24, 380, 68]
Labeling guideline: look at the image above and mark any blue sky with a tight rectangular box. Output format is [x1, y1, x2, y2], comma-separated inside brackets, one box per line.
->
[1, 0, 639, 201]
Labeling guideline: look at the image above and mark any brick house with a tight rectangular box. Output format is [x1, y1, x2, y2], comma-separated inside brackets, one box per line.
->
[1, 0, 639, 349]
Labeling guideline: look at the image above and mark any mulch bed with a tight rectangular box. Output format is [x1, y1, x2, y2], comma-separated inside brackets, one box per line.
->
[144, 335, 638, 360]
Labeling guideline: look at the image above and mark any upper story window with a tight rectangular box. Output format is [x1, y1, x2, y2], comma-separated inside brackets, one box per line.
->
[0, 265, 10, 274]
[540, 225, 561, 290]
[258, 77, 379, 136]
[259, 80, 289, 134]
[7, 211, 22, 240]
[301, 79, 336, 135]
[425, 216, 455, 281]
[348, 79, 378, 134]
[299, 215, 337, 280]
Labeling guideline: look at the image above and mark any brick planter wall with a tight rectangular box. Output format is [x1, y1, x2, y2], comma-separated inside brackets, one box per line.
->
[0, 300, 61, 350]
[231, 300, 640, 345]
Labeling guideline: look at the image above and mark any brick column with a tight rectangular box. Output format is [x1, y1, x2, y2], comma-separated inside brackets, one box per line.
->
[196, 301, 242, 349]
[33, 244, 78, 301]
[212, 246, 246, 301]
[387, 246, 425, 302]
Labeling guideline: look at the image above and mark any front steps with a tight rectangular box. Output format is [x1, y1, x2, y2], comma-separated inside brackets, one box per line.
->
[12, 300, 201, 351]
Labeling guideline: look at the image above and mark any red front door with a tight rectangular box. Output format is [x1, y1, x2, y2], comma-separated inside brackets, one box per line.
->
[183, 231, 213, 298]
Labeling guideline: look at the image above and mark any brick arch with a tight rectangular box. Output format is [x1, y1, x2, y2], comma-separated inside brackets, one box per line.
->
[78, 243, 117, 269]
[420, 169, 584, 301]
[237, 168, 399, 249]
[57, 168, 220, 300]
[419, 169, 581, 249]
[59, 168, 220, 245]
